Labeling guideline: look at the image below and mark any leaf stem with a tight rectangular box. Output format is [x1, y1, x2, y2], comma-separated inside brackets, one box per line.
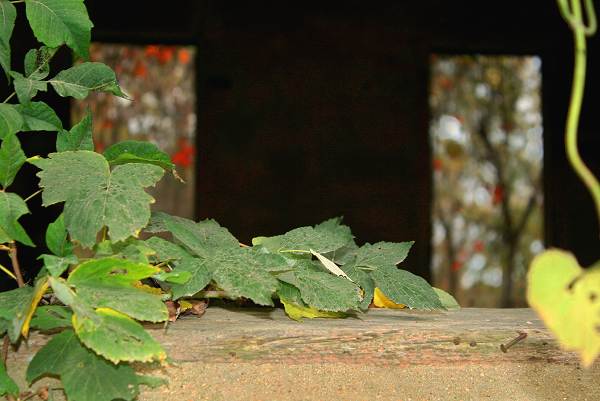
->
[9, 0, 25, 3]
[558, 0, 600, 234]
[9, 242, 25, 287]
[2, 92, 16, 103]
[0, 263, 18, 281]
[23, 189, 42, 203]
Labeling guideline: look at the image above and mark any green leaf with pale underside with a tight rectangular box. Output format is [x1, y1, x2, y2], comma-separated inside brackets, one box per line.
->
[27, 330, 142, 401]
[151, 212, 239, 257]
[49, 62, 127, 99]
[371, 264, 443, 310]
[351, 241, 414, 268]
[10, 70, 47, 103]
[0, 132, 25, 189]
[0, 103, 22, 140]
[208, 247, 279, 306]
[31, 151, 164, 247]
[0, 0, 16, 80]
[24, 0, 93, 59]
[259, 225, 352, 254]
[56, 109, 93, 151]
[0, 192, 34, 246]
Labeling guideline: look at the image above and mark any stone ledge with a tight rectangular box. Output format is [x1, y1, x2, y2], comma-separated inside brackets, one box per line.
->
[6, 307, 599, 401]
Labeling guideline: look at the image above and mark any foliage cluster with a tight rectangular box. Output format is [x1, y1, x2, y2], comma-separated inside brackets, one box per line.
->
[0, 1, 450, 400]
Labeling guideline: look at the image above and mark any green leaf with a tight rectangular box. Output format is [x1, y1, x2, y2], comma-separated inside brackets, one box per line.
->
[39, 253, 77, 277]
[46, 213, 72, 256]
[259, 225, 352, 254]
[67, 258, 168, 322]
[0, 0, 16, 79]
[30, 305, 72, 330]
[0, 286, 33, 342]
[370, 264, 443, 310]
[74, 307, 166, 364]
[352, 241, 414, 268]
[136, 375, 168, 390]
[0, 363, 19, 398]
[49, 62, 126, 99]
[314, 217, 354, 244]
[10, 71, 47, 104]
[0, 132, 26, 189]
[24, 0, 93, 59]
[0, 192, 34, 246]
[286, 267, 362, 312]
[56, 109, 93, 151]
[433, 287, 460, 310]
[27, 330, 142, 401]
[0, 103, 23, 140]
[32, 151, 164, 247]
[153, 270, 192, 284]
[145, 236, 192, 261]
[208, 247, 279, 306]
[276, 280, 304, 305]
[152, 212, 239, 257]
[341, 261, 375, 310]
[168, 257, 211, 299]
[104, 140, 174, 171]
[24, 46, 54, 79]
[16, 101, 62, 131]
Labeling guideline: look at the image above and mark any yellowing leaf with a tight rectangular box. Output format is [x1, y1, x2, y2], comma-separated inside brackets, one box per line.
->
[21, 277, 49, 337]
[527, 249, 600, 367]
[373, 287, 407, 309]
[280, 297, 346, 321]
[178, 300, 193, 312]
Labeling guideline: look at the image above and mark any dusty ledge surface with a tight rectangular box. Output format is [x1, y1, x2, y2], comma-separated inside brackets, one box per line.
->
[7, 306, 600, 401]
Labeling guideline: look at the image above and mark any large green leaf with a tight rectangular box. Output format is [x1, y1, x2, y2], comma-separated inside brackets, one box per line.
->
[10, 71, 47, 103]
[0, 0, 16, 79]
[0, 192, 34, 246]
[67, 258, 167, 322]
[31, 151, 164, 247]
[39, 253, 77, 277]
[0, 286, 33, 341]
[45, 212, 72, 256]
[0, 132, 25, 189]
[24, 0, 92, 59]
[167, 257, 211, 299]
[49, 62, 126, 98]
[152, 212, 239, 257]
[258, 224, 352, 254]
[56, 109, 93, 151]
[341, 261, 375, 310]
[16, 101, 62, 131]
[0, 363, 19, 398]
[208, 247, 279, 306]
[371, 264, 443, 310]
[104, 140, 174, 171]
[30, 305, 72, 330]
[0, 103, 22, 140]
[351, 241, 414, 268]
[27, 330, 141, 401]
[74, 307, 166, 364]
[282, 266, 362, 312]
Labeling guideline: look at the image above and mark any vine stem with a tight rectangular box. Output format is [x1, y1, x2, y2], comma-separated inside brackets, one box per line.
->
[2, 92, 16, 103]
[559, 0, 600, 234]
[8, 242, 25, 288]
[23, 189, 42, 203]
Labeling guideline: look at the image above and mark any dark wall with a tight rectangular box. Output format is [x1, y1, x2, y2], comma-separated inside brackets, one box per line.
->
[3, 0, 599, 290]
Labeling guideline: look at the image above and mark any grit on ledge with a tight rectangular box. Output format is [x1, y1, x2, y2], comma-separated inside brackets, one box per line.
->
[7, 306, 600, 401]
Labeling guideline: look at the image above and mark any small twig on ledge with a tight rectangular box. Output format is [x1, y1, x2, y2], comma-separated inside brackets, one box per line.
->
[9, 242, 25, 287]
[500, 331, 527, 353]
[239, 242, 250, 248]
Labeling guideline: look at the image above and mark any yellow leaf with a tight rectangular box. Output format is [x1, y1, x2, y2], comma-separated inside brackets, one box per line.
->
[21, 277, 50, 337]
[133, 281, 164, 296]
[373, 287, 407, 309]
[178, 299, 193, 312]
[527, 249, 600, 367]
[280, 297, 346, 321]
